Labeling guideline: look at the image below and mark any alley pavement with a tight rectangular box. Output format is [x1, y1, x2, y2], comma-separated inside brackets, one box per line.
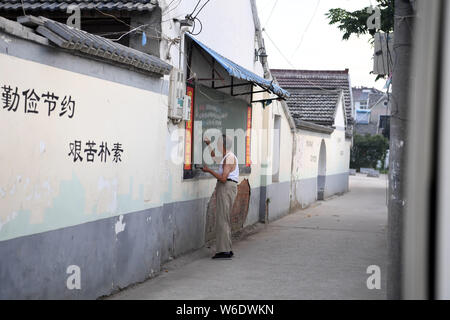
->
[108, 174, 388, 300]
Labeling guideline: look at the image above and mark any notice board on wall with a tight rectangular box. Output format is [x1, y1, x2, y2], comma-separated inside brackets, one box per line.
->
[192, 84, 251, 170]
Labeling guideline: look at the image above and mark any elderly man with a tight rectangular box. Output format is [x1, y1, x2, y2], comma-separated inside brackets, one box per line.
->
[202, 135, 239, 259]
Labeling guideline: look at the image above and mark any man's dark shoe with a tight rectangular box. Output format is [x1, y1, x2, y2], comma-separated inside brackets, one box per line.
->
[212, 252, 232, 259]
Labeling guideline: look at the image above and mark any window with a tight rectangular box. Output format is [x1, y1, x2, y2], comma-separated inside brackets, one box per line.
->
[379, 115, 390, 139]
[359, 100, 368, 109]
[183, 84, 252, 179]
[356, 110, 371, 124]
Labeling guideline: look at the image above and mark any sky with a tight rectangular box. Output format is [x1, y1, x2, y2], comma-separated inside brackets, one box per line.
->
[256, 0, 385, 90]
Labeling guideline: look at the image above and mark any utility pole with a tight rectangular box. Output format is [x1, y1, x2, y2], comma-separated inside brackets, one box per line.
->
[388, 0, 415, 299]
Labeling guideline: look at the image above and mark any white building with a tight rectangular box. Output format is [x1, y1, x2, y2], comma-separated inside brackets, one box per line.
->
[271, 69, 353, 208]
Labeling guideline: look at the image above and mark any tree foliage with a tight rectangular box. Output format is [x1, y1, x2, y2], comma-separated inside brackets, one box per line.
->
[326, 0, 394, 40]
[350, 134, 389, 170]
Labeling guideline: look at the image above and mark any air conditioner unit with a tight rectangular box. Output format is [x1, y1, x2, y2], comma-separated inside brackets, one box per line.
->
[168, 68, 186, 120]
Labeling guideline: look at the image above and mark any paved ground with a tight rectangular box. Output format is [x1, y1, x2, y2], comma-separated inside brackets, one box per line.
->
[108, 174, 388, 300]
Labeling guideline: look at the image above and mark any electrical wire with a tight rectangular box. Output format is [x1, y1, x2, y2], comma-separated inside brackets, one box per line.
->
[263, 29, 295, 69]
[291, 0, 321, 59]
[263, 29, 338, 93]
[183, 0, 210, 37]
[263, 0, 279, 28]
[182, 0, 209, 37]
[163, 0, 183, 17]
[172, 41, 196, 80]
[189, 0, 202, 17]
[192, 0, 211, 19]
[165, 0, 178, 10]
[189, 16, 203, 36]
[94, 7, 131, 27]
[171, 40, 259, 103]
[94, 30, 160, 40]
[90, 7, 187, 43]
[20, 0, 26, 16]
[109, 24, 149, 42]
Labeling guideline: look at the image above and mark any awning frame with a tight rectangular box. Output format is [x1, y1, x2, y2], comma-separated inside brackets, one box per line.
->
[186, 34, 290, 104]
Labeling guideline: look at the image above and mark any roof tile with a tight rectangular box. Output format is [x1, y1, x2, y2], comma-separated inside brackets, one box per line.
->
[0, 1, 156, 12]
[271, 69, 353, 127]
[2, 15, 172, 75]
[287, 89, 340, 127]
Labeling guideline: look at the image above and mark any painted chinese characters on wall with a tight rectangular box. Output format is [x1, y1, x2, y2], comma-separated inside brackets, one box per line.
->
[1, 83, 126, 164]
[68, 140, 124, 163]
[1, 84, 75, 118]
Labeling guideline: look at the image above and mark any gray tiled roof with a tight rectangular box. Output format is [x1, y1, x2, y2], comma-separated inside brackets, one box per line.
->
[0, 0, 156, 11]
[271, 69, 353, 126]
[352, 87, 383, 103]
[5, 15, 171, 75]
[287, 89, 341, 127]
[352, 88, 369, 103]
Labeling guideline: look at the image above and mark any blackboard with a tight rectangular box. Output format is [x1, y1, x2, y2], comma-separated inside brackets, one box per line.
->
[193, 84, 250, 168]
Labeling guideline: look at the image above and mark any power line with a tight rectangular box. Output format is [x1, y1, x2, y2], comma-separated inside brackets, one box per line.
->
[263, 29, 295, 68]
[192, 0, 211, 19]
[165, 0, 178, 10]
[263, 0, 279, 28]
[20, 0, 26, 16]
[94, 7, 131, 27]
[91, 6, 187, 42]
[184, 0, 210, 36]
[291, 0, 321, 59]
[263, 29, 342, 93]
[110, 24, 149, 42]
[188, 0, 202, 17]
[163, 0, 183, 17]
[189, 16, 203, 36]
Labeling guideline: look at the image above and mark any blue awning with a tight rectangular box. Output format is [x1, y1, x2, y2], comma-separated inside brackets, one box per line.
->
[187, 34, 290, 99]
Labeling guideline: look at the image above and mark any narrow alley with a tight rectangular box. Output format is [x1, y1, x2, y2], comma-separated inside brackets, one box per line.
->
[108, 174, 387, 300]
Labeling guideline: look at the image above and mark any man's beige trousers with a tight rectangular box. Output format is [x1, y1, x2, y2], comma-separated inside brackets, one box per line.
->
[215, 180, 238, 252]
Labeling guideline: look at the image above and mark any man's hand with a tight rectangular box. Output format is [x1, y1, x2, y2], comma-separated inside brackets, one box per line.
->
[201, 165, 210, 173]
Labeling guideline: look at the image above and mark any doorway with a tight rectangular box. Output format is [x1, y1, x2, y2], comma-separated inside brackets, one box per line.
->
[317, 139, 327, 200]
[272, 115, 281, 182]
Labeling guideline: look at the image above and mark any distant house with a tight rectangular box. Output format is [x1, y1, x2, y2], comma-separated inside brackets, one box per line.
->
[352, 87, 390, 138]
[271, 69, 353, 207]
[353, 87, 376, 111]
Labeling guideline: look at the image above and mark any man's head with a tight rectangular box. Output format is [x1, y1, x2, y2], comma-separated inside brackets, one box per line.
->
[218, 134, 233, 155]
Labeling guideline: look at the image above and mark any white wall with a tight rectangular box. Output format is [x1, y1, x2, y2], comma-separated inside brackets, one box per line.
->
[0, 53, 168, 241]
[160, 0, 263, 77]
[158, 0, 294, 204]
[291, 95, 350, 207]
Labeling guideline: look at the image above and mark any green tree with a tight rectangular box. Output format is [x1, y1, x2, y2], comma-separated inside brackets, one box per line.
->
[326, 0, 394, 40]
[326, 0, 394, 80]
[350, 134, 389, 170]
